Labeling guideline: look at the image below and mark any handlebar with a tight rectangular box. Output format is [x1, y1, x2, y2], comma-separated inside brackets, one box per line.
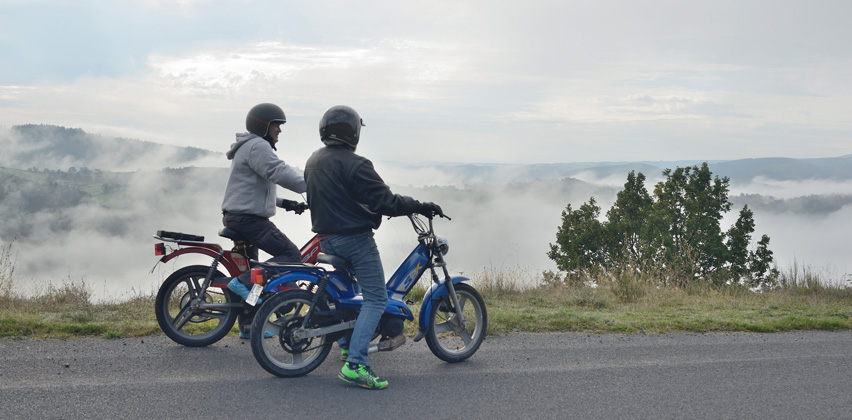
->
[423, 211, 451, 221]
[277, 199, 308, 215]
[407, 212, 450, 237]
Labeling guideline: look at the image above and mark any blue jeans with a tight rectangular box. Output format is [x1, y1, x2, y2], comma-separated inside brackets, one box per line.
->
[319, 231, 387, 367]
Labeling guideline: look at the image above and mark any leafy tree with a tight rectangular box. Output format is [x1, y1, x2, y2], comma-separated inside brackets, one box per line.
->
[748, 235, 777, 288]
[647, 164, 731, 285]
[604, 171, 653, 270]
[549, 163, 776, 288]
[547, 197, 606, 282]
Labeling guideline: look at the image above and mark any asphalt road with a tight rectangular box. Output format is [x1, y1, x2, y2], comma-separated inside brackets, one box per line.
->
[2, 331, 851, 420]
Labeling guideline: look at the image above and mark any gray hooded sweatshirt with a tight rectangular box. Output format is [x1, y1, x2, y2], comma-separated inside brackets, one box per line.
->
[221, 133, 307, 218]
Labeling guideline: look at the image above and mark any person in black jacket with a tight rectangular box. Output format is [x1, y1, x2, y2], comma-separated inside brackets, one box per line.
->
[304, 105, 441, 390]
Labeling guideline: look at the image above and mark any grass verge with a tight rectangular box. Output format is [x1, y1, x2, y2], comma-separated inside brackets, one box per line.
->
[1, 262, 851, 339]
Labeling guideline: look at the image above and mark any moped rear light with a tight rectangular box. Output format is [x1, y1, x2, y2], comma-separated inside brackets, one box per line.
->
[250, 268, 264, 285]
[154, 243, 166, 256]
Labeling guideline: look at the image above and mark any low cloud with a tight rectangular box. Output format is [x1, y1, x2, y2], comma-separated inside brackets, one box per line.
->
[3, 162, 850, 300]
[731, 176, 852, 199]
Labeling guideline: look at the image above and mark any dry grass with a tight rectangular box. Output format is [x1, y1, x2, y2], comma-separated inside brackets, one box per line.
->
[2, 239, 851, 338]
[479, 264, 852, 334]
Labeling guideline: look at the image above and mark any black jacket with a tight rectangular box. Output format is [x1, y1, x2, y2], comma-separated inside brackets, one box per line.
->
[304, 142, 422, 235]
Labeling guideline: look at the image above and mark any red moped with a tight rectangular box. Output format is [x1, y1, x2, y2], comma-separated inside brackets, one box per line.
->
[151, 228, 320, 347]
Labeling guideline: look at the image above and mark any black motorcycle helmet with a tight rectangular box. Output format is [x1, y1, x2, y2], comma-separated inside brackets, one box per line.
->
[246, 103, 286, 148]
[319, 105, 364, 148]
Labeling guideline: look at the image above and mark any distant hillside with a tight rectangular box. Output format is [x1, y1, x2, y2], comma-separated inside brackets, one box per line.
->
[712, 157, 852, 182]
[384, 156, 852, 186]
[0, 125, 221, 171]
[570, 156, 852, 184]
[2, 124, 849, 185]
[0, 165, 229, 240]
[731, 193, 852, 216]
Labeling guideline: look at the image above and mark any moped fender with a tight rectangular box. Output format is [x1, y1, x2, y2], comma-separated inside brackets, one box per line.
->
[264, 272, 319, 292]
[152, 248, 244, 276]
[263, 271, 355, 302]
[417, 275, 469, 332]
[385, 299, 415, 321]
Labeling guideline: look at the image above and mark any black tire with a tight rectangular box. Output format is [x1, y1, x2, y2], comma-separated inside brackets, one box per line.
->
[425, 283, 487, 363]
[154, 265, 239, 347]
[251, 290, 333, 377]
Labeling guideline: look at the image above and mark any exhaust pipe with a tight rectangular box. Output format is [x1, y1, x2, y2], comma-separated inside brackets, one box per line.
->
[368, 335, 406, 354]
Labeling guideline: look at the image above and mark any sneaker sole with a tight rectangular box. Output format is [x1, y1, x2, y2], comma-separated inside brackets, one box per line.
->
[338, 373, 388, 390]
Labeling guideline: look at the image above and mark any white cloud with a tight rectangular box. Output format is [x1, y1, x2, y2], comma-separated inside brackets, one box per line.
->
[1, 0, 851, 163]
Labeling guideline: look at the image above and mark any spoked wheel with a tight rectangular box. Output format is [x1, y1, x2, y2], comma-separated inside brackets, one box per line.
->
[154, 265, 239, 347]
[425, 283, 488, 362]
[250, 290, 333, 377]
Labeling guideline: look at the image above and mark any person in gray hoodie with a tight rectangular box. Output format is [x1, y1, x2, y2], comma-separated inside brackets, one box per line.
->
[221, 103, 307, 337]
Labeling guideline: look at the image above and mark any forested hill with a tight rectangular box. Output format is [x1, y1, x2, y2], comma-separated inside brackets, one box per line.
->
[3, 124, 850, 184]
[0, 166, 229, 240]
[0, 125, 221, 172]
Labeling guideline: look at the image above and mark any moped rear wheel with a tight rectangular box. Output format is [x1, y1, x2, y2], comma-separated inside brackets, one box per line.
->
[251, 290, 333, 377]
[155, 265, 239, 347]
[425, 283, 487, 363]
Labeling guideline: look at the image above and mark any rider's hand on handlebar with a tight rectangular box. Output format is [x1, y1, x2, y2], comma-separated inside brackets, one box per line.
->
[278, 199, 308, 215]
[418, 201, 444, 218]
[292, 202, 308, 215]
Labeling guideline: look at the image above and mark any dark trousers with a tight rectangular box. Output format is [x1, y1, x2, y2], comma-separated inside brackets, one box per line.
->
[222, 213, 301, 285]
[223, 213, 301, 333]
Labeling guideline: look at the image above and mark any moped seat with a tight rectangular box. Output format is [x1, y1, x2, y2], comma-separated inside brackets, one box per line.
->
[253, 260, 315, 270]
[218, 228, 245, 242]
[316, 253, 353, 270]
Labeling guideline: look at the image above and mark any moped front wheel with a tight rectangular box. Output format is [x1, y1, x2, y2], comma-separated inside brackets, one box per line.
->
[154, 265, 239, 347]
[425, 283, 487, 363]
[251, 290, 333, 377]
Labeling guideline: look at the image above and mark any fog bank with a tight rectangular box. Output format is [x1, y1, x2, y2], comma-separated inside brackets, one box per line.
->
[3, 164, 850, 301]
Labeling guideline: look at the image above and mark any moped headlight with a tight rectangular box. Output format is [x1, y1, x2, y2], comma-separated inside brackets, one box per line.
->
[435, 235, 449, 256]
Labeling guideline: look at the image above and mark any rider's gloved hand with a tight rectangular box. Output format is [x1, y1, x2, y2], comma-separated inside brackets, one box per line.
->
[277, 199, 307, 214]
[293, 202, 308, 215]
[418, 202, 443, 217]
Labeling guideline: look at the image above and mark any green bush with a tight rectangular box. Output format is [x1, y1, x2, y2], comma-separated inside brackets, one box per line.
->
[548, 164, 778, 289]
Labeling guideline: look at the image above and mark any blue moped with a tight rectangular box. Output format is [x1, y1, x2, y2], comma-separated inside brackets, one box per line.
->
[248, 213, 487, 377]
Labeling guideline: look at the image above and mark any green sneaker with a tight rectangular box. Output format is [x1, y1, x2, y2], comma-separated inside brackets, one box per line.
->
[340, 348, 349, 361]
[339, 362, 389, 390]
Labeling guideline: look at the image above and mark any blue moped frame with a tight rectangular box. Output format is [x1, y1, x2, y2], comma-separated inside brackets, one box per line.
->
[261, 241, 471, 330]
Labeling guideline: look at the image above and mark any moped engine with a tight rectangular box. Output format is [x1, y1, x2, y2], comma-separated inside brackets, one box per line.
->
[373, 316, 407, 352]
[379, 316, 405, 339]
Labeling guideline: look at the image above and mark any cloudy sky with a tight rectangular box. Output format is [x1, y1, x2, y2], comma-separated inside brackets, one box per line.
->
[1, 0, 851, 166]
